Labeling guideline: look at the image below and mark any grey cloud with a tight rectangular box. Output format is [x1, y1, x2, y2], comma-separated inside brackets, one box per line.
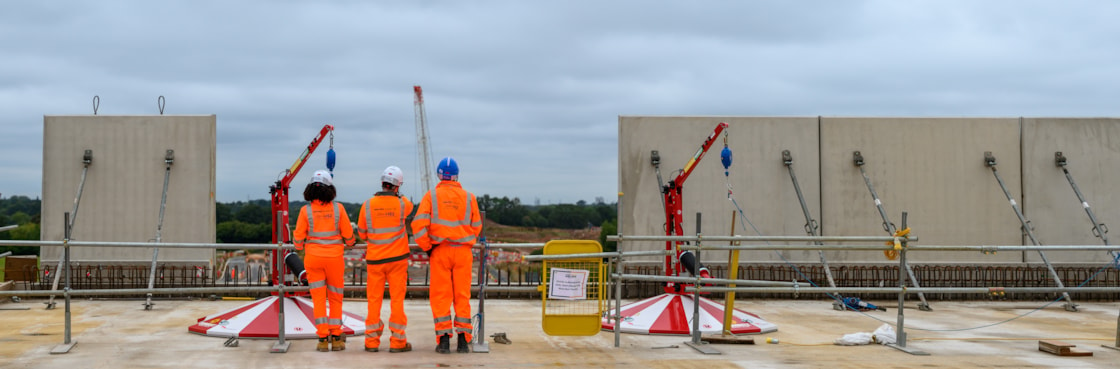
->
[3, 0, 1120, 205]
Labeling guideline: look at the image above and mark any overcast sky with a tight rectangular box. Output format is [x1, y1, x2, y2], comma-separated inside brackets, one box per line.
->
[2, 1, 1118, 204]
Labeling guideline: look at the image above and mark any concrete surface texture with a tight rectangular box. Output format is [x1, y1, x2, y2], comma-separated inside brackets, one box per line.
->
[1, 298, 1117, 368]
[618, 116, 1120, 264]
[40, 115, 217, 265]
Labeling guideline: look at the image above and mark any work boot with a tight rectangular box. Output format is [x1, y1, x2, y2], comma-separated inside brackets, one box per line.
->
[331, 335, 346, 351]
[457, 333, 470, 353]
[389, 342, 412, 353]
[364, 346, 378, 353]
[435, 335, 450, 354]
[316, 337, 330, 352]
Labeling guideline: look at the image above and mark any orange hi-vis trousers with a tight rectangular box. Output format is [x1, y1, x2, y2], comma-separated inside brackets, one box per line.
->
[365, 258, 409, 349]
[429, 244, 473, 342]
[306, 254, 346, 338]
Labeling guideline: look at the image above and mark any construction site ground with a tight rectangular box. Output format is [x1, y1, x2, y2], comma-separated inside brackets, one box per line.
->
[1, 297, 1118, 368]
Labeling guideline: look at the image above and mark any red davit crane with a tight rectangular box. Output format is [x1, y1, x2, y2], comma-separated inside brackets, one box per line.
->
[601, 122, 777, 336]
[268, 124, 335, 287]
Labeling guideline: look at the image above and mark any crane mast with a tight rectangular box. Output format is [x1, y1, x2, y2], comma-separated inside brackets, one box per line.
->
[414, 86, 435, 193]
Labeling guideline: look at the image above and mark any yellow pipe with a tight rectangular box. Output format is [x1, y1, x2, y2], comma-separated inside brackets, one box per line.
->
[722, 211, 738, 335]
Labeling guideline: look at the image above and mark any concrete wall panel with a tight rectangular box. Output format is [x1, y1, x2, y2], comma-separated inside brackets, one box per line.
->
[1022, 118, 1120, 264]
[820, 118, 1023, 263]
[619, 116, 821, 264]
[41, 115, 216, 264]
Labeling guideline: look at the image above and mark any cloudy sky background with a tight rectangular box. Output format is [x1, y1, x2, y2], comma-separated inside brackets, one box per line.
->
[2, 1, 1117, 204]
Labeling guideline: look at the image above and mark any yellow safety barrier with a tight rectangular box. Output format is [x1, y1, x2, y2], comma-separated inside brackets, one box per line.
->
[539, 240, 605, 336]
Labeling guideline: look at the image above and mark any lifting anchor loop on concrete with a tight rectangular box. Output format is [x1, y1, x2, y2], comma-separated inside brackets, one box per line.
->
[852, 151, 931, 311]
[984, 151, 1078, 312]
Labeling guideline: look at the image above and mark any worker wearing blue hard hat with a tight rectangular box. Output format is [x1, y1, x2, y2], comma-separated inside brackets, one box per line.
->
[411, 157, 481, 354]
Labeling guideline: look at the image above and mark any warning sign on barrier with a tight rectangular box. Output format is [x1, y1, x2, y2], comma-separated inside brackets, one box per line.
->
[548, 268, 589, 300]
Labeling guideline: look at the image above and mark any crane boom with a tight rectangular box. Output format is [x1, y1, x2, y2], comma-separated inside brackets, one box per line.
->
[662, 122, 728, 292]
[269, 124, 334, 288]
[414, 86, 435, 193]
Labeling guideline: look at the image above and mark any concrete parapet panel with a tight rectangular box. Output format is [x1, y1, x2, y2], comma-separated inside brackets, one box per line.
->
[41, 115, 216, 265]
[1022, 118, 1120, 264]
[619, 116, 821, 265]
[819, 117, 1023, 263]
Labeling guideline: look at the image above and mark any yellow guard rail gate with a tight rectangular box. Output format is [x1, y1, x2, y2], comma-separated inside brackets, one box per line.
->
[539, 240, 606, 336]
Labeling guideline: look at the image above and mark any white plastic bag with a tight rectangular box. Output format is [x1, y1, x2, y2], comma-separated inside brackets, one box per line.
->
[834, 331, 873, 346]
[872, 324, 896, 345]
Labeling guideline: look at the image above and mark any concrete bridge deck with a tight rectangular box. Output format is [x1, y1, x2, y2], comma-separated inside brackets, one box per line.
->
[1, 298, 1117, 368]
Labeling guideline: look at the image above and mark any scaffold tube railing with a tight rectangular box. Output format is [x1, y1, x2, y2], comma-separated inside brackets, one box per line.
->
[607, 235, 914, 243]
[3, 240, 543, 251]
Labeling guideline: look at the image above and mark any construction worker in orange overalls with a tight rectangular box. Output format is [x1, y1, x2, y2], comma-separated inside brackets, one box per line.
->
[411, 157, 481, 354]
[357, 166, 414, 353]
[293, 169, 356, 352]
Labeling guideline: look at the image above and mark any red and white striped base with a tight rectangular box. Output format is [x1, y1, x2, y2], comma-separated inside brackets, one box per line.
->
[601, 293, 777, 335]
[188, 295, 365, 339]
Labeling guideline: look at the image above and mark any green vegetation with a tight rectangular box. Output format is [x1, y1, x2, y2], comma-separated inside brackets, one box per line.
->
[0, 195, 42, 255]
[0, 194, 618, 254]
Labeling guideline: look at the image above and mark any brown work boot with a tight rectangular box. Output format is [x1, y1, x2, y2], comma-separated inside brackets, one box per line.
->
[316, 337, 330, 352]
[435, 335, 450, 354]
[331, 335, 346, 351]
[389, 342, 412, 353]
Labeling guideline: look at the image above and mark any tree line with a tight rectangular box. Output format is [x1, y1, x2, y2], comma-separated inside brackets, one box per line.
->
[0, 195, 42, 255]
[0, 195, 618, 255]
[216, 196, 618, 250]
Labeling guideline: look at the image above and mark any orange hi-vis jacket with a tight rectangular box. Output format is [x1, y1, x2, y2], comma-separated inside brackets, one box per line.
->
[294, 201, 355, 258]
[411, 181, 481, 251]
[357, 192, 415, 264]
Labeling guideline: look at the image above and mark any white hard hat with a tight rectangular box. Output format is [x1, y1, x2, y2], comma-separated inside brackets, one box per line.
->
[381, 166, 404, 187]
[310, 169, 333, 186]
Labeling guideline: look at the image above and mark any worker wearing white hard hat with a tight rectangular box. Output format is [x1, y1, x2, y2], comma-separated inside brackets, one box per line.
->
[293, 169, 356, 352]
[356, 166, 415, 353]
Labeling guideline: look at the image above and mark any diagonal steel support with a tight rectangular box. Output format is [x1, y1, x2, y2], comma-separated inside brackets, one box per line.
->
[853, 151, 931, 311]
[985, 151, 1077, 312]
[1055, 151, 1118, 265]
[784, 150, 844, 310]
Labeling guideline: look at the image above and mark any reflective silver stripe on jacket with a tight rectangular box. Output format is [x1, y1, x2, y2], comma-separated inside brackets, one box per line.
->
[306, 203, 343, 238]
[429, 190, 476, 229]
[366, 197, 407, 245]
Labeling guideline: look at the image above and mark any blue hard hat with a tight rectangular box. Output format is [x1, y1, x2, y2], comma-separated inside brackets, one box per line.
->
[437, 157, 459, 180]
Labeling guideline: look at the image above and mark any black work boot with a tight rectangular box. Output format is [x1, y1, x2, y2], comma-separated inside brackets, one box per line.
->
[435, 334, 450, 354]
[457, 333, 470, 353]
